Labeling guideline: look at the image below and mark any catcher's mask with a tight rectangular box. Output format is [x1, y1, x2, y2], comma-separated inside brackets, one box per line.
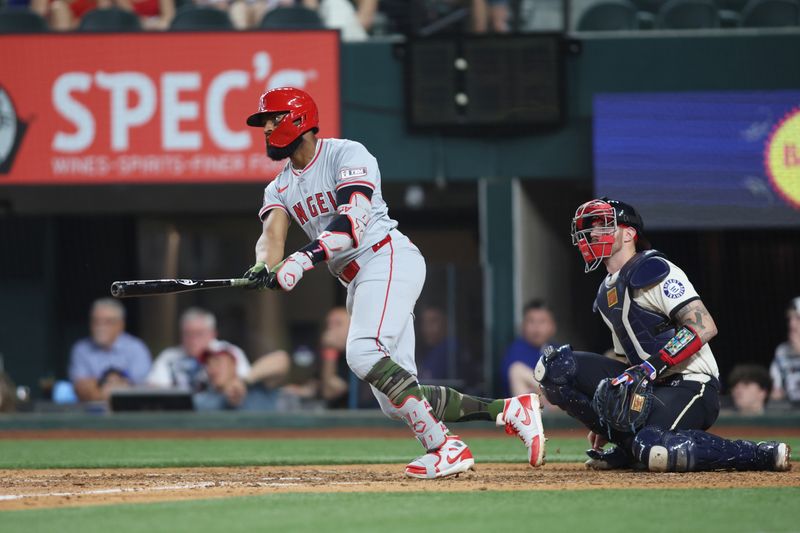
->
[246, 87, 319, 148]
[571, 197, 650, 272]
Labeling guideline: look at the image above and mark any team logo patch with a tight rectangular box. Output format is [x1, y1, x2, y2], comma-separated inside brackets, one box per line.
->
[339, 167, 367, 180]
[662, 279, 685, 299]
[630, 393, 645, 413]
[607, 287, 618, 307]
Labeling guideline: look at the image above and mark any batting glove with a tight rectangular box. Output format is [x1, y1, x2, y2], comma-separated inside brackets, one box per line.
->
[244, 261, 270, 290]
[274, 252, 314, 291]
[611, 361, 658, 387]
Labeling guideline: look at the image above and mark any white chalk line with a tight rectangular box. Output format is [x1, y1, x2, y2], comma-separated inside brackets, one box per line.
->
[0, 479, 364, 501]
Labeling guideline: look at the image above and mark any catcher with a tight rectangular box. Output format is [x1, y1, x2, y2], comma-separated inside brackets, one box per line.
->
[534, 197, 791, 472]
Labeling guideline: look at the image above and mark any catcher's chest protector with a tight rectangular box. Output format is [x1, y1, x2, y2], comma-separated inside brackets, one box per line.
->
[594, 250, 675, 364]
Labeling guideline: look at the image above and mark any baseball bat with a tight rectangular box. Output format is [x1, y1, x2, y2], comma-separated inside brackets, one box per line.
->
[110, 278, 253, 298]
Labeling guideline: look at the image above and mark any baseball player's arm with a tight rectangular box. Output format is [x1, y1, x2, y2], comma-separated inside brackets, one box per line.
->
[256, 208, 290, 269]
[295, 184, 374, 264]
[616, 298, 718, 385]
[246, 209, 289, 288]
[269, 185, 373, 291]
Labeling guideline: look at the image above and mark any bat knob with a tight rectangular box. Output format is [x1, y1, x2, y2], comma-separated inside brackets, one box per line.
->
[110, 282, 125, 298]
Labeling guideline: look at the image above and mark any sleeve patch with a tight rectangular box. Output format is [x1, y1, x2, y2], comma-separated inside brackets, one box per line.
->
[662, 279, 686, 299]
[339, 167, 368, 180]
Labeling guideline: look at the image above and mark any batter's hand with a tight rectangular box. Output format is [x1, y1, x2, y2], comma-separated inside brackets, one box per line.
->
[244, 261, 271, 290]
[611, 361, 657, 387]
[274, 252, 314, 291]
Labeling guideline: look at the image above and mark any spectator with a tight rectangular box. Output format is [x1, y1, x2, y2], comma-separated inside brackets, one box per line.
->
[0, 370, 16, 413]
[192, 0, 256, 30]
[68, 298, 151, 402]
[114, 0, 177, 30]
[770, 296, 800, 405]
[193, 345, 290, 410]
[147, 307, 250, 392]
[499, 299, 557, 397]
[728, 364, 772, 416]
[47, 0, 104, 30]
[416, 305, 465, 383]
[471, 0, 509, 33]
[319, 306, 350, 408]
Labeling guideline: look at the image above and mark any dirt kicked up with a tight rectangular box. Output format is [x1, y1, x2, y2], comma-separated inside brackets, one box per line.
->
[1, 463, 798, 511]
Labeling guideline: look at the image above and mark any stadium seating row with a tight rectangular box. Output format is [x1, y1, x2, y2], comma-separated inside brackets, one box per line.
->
[577, 0, 799, 30]
[0, 4, 322, 33]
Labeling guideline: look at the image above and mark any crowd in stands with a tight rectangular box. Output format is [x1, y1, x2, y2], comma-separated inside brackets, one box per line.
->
[1, 294, 798, 415]
[0, 0, 518, 37]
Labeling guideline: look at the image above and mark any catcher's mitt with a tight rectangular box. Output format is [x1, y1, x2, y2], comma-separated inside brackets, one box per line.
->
[592, 373, 654, 434]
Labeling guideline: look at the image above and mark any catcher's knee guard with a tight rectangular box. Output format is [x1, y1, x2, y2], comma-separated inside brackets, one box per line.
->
[534, 345, 606, 436]
[534, 344, 577, 391]
[633, 426, 778, 472]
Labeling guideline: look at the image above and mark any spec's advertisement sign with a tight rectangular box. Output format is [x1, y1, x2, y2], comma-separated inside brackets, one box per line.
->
[0, 31, 339, 185]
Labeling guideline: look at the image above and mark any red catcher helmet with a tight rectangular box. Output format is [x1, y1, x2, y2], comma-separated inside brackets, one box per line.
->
[246, 87, 319, 148]
[571, 197, 649, 272]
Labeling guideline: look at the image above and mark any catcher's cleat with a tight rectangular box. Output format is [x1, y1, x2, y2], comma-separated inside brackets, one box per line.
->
[405, 436, 475, 479]
[585, 445, 634, 470]
[758, 441, 792, 472]
[499, 393, 546, 467]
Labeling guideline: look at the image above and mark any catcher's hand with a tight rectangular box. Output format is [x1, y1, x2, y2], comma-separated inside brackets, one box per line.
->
[611, 361, 657, 387]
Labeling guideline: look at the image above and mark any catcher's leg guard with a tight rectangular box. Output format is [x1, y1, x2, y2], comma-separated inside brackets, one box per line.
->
[534, 345, 606, 436]
[633, 426, 788, 472]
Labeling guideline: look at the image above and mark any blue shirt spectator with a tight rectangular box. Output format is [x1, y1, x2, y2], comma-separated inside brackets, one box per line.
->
[69, 333, 151, 385]
[499, 300, 557, 397]
[68, 298, 151, 401]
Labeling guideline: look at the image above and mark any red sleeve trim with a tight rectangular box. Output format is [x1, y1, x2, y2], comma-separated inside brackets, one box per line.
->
[336, 180, 375, 191]
[258, 203, 289, 220]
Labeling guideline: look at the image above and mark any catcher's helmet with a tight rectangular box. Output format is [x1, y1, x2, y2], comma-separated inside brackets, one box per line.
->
[246, 87, 319, 148]
[571, 197, 650, 272]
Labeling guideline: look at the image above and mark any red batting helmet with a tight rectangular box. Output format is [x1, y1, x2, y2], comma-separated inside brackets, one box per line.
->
[246, 87, 319, 148]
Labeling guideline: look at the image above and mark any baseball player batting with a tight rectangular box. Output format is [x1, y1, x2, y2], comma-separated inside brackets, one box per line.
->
[243, 87, 544, 478]
[534, 197, 791, 472]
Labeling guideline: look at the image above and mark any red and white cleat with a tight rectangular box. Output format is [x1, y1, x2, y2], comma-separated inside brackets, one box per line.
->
[404, 436, 475, 479]
[500, 393, 546, 467]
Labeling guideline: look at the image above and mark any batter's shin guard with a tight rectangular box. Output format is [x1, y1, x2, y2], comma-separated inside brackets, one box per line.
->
[633, 426, 782, 472]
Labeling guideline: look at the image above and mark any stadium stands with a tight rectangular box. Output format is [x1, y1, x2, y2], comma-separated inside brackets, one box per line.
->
[259, 5, 323, 30]
[577, 0, 640, 30]
[78, 7, 142, 32]
[739, 0, 800, 26]
[0, 7, 47, 32]
[655, 0, 721, 27]
[169, 5, 233, 30]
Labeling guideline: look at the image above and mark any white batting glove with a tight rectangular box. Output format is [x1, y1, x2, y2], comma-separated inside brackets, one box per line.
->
[275, 252, 314, 291]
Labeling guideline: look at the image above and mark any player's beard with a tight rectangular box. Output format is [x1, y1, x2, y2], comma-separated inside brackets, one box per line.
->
[266, 136, 303, 161]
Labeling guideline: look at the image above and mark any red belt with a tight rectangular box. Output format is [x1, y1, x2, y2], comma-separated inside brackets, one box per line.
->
[339, 234, 392, 284]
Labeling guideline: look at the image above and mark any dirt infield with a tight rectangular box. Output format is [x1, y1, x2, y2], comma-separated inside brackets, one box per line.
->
[1, 427, 797, 511]
[1, 463, 798, 511]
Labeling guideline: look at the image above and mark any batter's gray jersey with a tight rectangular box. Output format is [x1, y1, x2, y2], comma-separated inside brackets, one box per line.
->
[258, 138, 399, 276]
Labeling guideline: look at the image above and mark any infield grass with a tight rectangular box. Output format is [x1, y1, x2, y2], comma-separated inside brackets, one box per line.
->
[1, 435, 798, 469]
[3, 488, 800, 533]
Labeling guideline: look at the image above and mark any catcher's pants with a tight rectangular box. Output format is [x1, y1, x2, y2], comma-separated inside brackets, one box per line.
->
[555, 351, 720, 435]
[344, 230, 425, 419]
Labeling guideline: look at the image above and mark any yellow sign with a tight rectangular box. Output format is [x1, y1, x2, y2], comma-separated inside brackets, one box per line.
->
[766, 109, 800, 210]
